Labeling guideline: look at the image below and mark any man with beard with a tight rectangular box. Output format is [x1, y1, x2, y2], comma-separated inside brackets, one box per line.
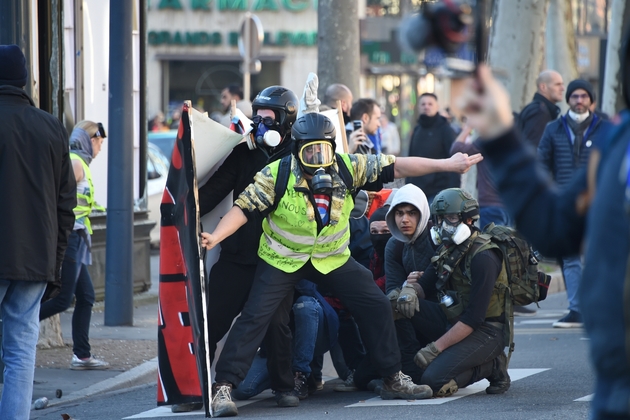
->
[537, 79, 611, 329]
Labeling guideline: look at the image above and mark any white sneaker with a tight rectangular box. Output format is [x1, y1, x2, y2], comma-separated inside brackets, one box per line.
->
[70, 354, 109, 370]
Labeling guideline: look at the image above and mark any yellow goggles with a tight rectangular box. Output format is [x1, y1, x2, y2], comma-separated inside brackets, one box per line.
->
[298, 141, 335, 168]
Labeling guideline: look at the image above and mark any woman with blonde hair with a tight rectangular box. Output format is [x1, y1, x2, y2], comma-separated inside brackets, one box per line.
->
[39, 120, 109, 370]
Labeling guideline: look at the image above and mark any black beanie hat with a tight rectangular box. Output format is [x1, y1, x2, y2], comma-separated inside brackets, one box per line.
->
[565, 79, 594, 103]
[0, 45, 27, 87]
[369, 206, 389, 224]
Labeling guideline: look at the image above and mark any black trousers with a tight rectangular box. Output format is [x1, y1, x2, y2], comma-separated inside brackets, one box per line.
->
[207, 258, 293, 391]
[215, 258, 402, 390]
[413, 299, 505, 392]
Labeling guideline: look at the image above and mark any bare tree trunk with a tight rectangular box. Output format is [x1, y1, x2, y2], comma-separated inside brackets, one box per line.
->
[37, 315, 65, 349]
[602, 0, 630, 116]
[546, 0, 578, 112]
[317, 0, 361, 99]
[488, 0, 550, 112]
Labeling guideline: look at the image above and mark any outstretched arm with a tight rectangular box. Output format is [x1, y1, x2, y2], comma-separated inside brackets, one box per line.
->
[393, 152, 483, 179]
[200, 205, 248, 250]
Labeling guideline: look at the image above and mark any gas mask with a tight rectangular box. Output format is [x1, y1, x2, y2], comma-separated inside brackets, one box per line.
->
[311, 167, 333, 195]
[430, 216, 471, 246]
[297, 140, 335, 176]
[246, 115, 282, 150]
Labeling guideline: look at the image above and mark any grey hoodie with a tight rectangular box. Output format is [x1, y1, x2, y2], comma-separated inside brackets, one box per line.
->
[385, 184, 430, 244]
[384, 184, 435, 293]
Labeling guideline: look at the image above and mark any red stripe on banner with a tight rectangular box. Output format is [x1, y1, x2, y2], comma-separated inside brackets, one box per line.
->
[158, 282, 201, 397]
[160, 226, 187, 276]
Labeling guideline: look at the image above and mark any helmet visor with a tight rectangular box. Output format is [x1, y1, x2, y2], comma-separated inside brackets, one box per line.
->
[298, 141, 335, 168]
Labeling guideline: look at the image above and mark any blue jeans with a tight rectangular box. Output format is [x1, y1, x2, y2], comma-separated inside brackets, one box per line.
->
[479, 206, 512, 229]
[231, 352, 271, 400]
[292, 296, 328, 375]
[0, 279, 46, 419]
[40, 230, 95, 358]
[561, 256, 582, 313]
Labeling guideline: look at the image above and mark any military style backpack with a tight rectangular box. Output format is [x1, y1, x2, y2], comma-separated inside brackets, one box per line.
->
[478, 223, 552, 307]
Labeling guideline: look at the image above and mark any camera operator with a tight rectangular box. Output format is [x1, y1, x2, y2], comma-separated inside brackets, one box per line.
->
[460, 63, 630, 420]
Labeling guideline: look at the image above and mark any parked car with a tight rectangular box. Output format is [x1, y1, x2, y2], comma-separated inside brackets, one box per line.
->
[148, 130, 177, 163]
[146, 141, 172, 246]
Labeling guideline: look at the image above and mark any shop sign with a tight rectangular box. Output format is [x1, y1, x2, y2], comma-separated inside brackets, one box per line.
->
[154, 0, 315, 12]
[148, 30, 317, 46]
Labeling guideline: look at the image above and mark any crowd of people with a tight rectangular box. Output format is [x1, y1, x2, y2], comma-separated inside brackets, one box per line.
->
[0, 31, 626, 419]
[189, 62, 619, 418]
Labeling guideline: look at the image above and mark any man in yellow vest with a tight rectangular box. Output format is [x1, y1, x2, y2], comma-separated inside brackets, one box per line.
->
[201, 112, 483, 417]
[396, 188, 510, 398]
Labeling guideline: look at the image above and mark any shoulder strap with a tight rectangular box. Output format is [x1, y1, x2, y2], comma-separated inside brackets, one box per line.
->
[335, 153, 356, 197]
[272, 155, 292, 211]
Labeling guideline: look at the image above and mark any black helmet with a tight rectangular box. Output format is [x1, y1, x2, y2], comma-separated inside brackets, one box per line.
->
[291, 113, 336, 144]
[252, 86, 298, 134]
[431, 188, 480, 221]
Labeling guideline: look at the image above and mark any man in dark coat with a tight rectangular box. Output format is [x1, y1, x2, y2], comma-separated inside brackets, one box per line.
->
[407, 93, 459, 204]
[462, 62, 630, 420]
[0, 44, 76, 418]
[180, 86, 301, 412]
[517, 70, 564, 148]
[537, 79, 611, 329]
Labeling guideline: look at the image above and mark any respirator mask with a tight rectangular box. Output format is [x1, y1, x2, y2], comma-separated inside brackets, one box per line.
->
[430, 213, 471, 246]
[298, 140, 335, 194]
[247, 115, 282, 150]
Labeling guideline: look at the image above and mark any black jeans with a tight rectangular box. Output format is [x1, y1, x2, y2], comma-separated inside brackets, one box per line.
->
[215, 258, 402, 389]
[206, 258, 292, 392]
[414, 299, 505, 392]
[40, 230, 95, 359]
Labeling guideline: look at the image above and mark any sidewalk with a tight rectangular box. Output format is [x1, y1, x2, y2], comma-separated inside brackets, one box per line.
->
[29, 252, 160, 409]
[22, 253, 565, 410]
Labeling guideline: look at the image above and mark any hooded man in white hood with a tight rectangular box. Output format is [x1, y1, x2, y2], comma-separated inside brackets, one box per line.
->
[381, 184, 437, 384]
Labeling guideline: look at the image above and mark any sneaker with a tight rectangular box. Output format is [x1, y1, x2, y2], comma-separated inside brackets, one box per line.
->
[211, 383, 238, 417]
[333, 370, 358, 392]
[380, 371, 433, 400]
[171, 402, 203, 413]
[367, 378, 383, 394]
[307, 376, 324, 395]
[486, 351, 511, 394]
[294, 372, 309, 400]
[70, 354, 109, 370]
[274, 390, 300, 407]
[435, 379, 458, 397]
[552, 310, 583, 328]
[513, 305, 537, 317]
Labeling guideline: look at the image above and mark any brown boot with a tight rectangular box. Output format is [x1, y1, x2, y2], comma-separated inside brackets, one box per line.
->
[380, 371, 433, 400]
[486, 352, 511, 394]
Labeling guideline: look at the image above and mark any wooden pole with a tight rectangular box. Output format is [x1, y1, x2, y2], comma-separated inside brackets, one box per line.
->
[336, 100, 348, 153]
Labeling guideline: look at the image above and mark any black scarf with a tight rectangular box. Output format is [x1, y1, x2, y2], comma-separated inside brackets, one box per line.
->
[418, 113, 440, 128]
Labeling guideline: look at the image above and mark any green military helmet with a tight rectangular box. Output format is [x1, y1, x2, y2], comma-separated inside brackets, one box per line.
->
[431, 188, 480, 221]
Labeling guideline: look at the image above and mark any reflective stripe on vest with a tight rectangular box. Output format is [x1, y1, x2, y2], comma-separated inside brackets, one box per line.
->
[70, 153, 95, 234]
[258, 155, 355, 274]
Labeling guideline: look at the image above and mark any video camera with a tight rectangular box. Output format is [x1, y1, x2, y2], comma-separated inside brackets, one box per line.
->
[398, 0, 486, 76]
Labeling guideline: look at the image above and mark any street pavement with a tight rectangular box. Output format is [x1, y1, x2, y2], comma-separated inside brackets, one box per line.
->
[23, 253, 596, 419]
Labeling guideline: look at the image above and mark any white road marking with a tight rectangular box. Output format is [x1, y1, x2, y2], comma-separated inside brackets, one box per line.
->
[123, 390, 274, 418]
[574, 394, 594, 402]
[345, 369, 549, 407]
